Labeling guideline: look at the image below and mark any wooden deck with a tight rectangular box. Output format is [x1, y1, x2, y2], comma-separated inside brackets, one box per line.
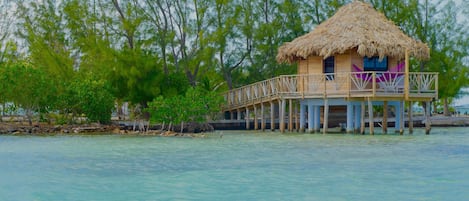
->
[223, 72, 438, 111]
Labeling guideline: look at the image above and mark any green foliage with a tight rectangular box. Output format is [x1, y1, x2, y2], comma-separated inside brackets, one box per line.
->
[160, 72, 190, 97]
[0, 63, 55, 124]
[111, 48, 165, 105]
[147, 86, 224, 124]
[2, 0, 467, 124]
[61, 76, 115, 124]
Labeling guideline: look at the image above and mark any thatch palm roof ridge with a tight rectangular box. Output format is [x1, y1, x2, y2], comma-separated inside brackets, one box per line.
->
[276, 0, 430, 64]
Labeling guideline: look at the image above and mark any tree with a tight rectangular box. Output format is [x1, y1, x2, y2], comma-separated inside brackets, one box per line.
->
[424, 1, 469, 116]
[0, 0, 16, 65]
[147, 86, 223, 129]
[18, 0, 74, 80]
[4, 63, 54, 125]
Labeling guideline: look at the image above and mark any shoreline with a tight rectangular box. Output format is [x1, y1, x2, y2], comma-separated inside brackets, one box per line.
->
[0, 121, 214, 136]
[0, 115, 467, 136]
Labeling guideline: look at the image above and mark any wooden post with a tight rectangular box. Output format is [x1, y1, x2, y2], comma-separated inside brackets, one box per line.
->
[408, 101, 413, 134]
[300, 103, 306, 132]
[308, 104, 314, 133]
[314, 106, 321, 133]
[254, 105, 258, 130]
[270, 101, 275, 131]
[346, 102, 353, 133]
[425, 101, 431, 134]
[245, 107, 250, 130]
[368, 98, 374, 135]
[237, 108, 241, 120]
[383, 101, 388, 134]
[295, 103, 299, 132]
[288, 99, 293, 132]
[399, 101, 404, 135]
[261, 103, 265, 131]
[354, 104, 361, 133]
[230, 111, 234, 120]
[372, 72, 376, 96]
[280, 99, 286, 133]
[404, 49, 410, 100]
[323, 99, 329, 134]
[360, 101, 365, 134]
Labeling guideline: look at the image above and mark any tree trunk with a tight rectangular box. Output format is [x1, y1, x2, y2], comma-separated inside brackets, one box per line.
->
[26, 109, 33, 126]
[443, 98, 451, 116]
[180, 121, 184, 133]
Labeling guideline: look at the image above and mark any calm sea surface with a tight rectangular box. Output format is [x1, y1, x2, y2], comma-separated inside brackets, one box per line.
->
[0, 127, 468, 201]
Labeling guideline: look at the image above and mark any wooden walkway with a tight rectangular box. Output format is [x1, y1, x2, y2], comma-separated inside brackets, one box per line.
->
[222, 72, 438, 134]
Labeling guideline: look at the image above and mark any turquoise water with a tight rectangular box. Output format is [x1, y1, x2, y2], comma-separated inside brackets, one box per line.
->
[0, 128, 468, 201]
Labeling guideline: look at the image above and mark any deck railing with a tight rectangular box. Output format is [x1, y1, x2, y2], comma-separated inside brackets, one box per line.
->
[224, 72, 438, 109]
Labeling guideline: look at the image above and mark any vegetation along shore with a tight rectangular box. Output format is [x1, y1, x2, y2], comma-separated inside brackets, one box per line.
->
[0, 1, 467, 131]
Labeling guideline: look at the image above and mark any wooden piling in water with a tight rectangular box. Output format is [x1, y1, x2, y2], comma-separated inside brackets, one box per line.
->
[399, 101, 404, 135]
[270, 101, 275, 131]
[288, 99, 293, 132]
[245, 107, 250, 130]
[254, 105, 258, 130]
[408, 101, 413, 134]
[300, 104, 306, 132]
[323, 99, 329, 134]
[280, 99, 286, 133]
[360, 101, 365, 134]
[261, 103, 265, 131]
[383, 101, 388, 134]
[368, 98, 374, 135]
[425, 101, 431, 134]
[308, 104, 314, 133]
[295, 103, 299, 132]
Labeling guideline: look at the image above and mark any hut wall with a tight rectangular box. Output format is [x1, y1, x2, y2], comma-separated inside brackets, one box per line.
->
[351, 50, 363, 69]
[335, 51, 351, 73]
[306, 56, 323, 74]
[298, 60, 308, 74]
[388, 57, 401, 70]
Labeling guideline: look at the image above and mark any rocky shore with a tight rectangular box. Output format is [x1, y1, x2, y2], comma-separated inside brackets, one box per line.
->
[0, 122, 214, 136]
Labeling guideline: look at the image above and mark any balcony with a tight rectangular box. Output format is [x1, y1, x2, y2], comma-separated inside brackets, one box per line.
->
[224, 72, 438, 110]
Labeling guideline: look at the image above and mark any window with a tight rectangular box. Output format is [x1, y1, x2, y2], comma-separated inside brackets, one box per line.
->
[323, 56, 335, 80]
[364, 56, 388, 71]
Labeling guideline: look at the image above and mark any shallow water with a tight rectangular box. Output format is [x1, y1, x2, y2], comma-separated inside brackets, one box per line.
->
[0, 127, 468, 201]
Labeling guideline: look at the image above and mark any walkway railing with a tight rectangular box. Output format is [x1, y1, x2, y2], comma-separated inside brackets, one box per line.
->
[224, 72, 438, 109]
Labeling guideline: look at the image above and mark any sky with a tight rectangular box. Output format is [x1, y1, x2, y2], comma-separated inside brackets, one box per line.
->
[454, 88, 469, 106]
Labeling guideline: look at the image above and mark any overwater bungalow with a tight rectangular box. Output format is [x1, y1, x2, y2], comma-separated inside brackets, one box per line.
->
[222, 1, 438, 134]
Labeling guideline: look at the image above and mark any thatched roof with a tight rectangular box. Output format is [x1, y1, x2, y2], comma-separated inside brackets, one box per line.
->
[276, 0, 429, 64]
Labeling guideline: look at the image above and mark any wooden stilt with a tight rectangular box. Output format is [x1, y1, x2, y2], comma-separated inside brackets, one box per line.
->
[230, 111, 234, 120]
[295, 102, 299, 132]
[368, 98, 374, 135]
[425, 101, 431, 134]
[383, 101, 388, 134]
[288, 99, 293, 132]
[354, 104, 361, 133]
[261, 103, 265, 131]
[245, 107, 250, 130]
[237, 109, 241, 120]
[323, 99, 329, 134]
[308, 104, 314, 133]
[314, 106, 321, 133]
[254, 105, 258, 130]
[346, 102, 353, 133]
[300, 103, 306, 132]
[408, 101, 413, 134]
[280, 99, 286, 133]
[395, 102, 401, 132]
[270, 101, 275, 131]
[399, 101, 404, 135]
[360, 101, 365, 134]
